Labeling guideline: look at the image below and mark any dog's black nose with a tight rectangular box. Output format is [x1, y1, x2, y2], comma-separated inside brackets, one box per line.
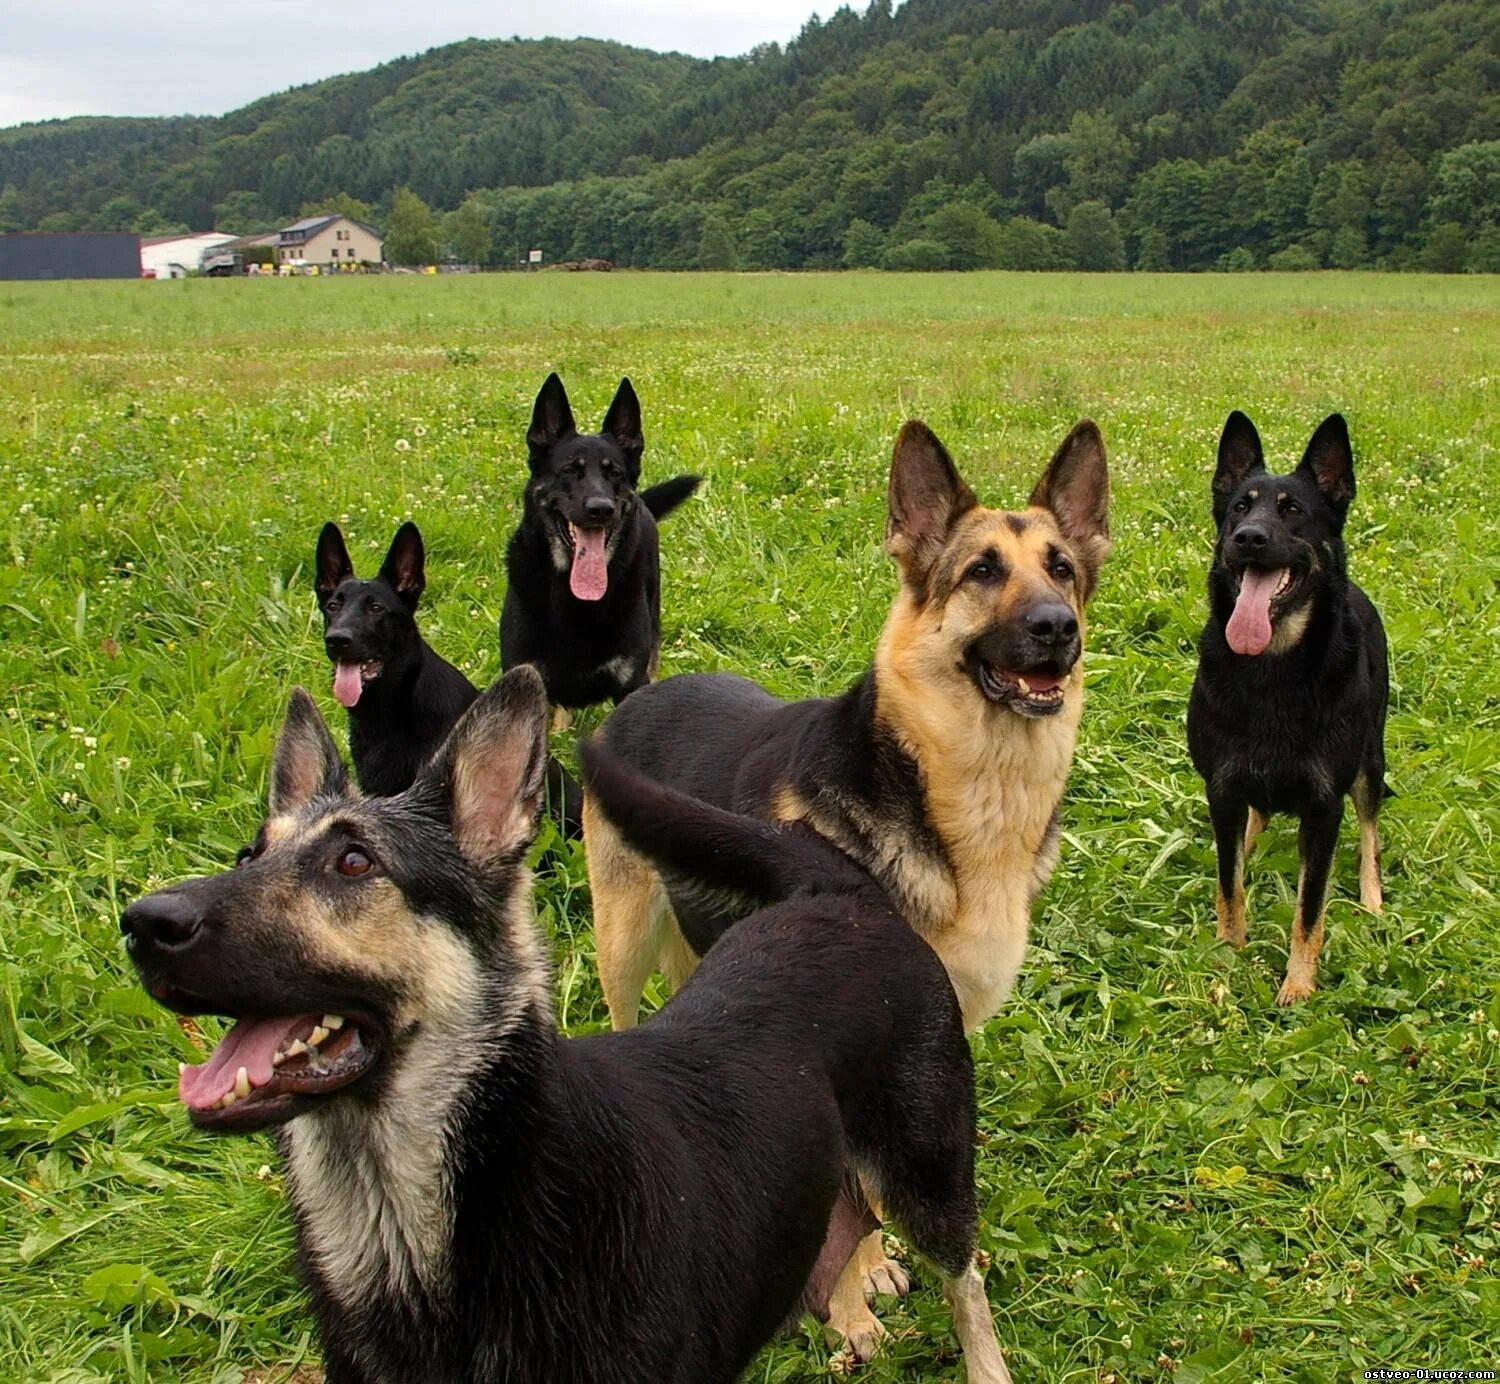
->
[1233, 523, 1269, 550]
[582, 497, 615, 524]
[121, 889, 203, 950]
[325, 633, 353, 659]
[1024, 602, 1079, 644]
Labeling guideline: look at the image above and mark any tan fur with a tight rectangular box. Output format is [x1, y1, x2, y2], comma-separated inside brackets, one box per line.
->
[871, 507, 1089, 1027]
[1354, 771, 1384, 913]
[1276, 861, 1324, 1005]
[1243, 807, 1268, 857]
[1215, 829, 1248, 949]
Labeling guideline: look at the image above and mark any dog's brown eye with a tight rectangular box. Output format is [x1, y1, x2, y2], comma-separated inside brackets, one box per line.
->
[1282, 499, 1300, 515]
[966, 561, 998, 584]
[367, 601, 383, 614]
[338, 848, 373, 877]
[1232, 499, 1249, 513]
[1050, 558, 1075, 581]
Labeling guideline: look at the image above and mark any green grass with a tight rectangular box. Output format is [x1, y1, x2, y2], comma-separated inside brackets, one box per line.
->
[2, 271, 1498, 1383]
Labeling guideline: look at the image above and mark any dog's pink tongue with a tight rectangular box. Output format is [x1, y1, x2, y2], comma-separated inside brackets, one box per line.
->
[1226, 569, 1283, 656]
[177, 1016, 305, 1111]
[569, 527, 608, 602]
[333, 662, 363, 708]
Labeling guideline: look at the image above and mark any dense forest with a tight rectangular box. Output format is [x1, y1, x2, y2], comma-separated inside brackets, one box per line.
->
[2, 0, 1497, 271]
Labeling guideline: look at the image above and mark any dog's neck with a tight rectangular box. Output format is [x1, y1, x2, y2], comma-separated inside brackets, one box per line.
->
[870, 599, 1084, 1026]
[281, 890, 552, 1313]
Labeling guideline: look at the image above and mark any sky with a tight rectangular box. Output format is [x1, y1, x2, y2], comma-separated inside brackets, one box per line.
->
[0, 0, 830, 128]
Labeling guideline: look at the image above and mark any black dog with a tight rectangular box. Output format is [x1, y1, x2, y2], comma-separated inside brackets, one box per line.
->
[314, 521, 580, 831]
[120, 668, 1010, 1384]
[500, 373, 699, 716]
[1187, 411, 1389, 1005]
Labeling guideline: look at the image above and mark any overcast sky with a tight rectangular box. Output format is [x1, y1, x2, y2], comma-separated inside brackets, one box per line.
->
[0, 1, 832, 128]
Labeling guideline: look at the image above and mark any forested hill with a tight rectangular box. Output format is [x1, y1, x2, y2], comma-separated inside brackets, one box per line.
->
[2, 0, 1497, 272]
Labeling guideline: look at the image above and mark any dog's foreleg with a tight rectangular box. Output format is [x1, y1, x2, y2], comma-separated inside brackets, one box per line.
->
[1208, 796, 1249, 948]
[941, 1260, 1012, 1384]
[1352, 772, 1384, 914]
[1277, 799, 1341, 1005]
[824, 1240, 887, 1364]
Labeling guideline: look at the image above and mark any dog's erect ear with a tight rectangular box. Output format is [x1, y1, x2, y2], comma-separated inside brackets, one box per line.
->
[1297, 413, 1355, 517]
[527, 372, 576, 461]
[270, 688, 350, 815]
[315, 523, 354, 603]
[428, 665, 548, 866]
[1030, 419, 1111, 600]
[378, 522, 425, 608]
[885, 421, 978, 594]
[601, 377, 644, 482]
[1213, 411, 1266, 524]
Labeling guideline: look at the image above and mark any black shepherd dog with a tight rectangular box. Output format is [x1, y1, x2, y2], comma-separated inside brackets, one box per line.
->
[1187, 411, 1389, 1005]
[314, 520, 581, 832]
[121, 668, 1010, 1384]
[501, 373, 699, 717]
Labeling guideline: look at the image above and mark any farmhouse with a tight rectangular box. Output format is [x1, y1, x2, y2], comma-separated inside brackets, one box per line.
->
[276, 214, 382, 269]
[0, 232, 141, 280]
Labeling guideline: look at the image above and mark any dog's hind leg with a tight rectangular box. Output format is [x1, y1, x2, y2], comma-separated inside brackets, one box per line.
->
[1277, 798, 1342, 1006]
[1352, 771, 1384, 914]
[1244, 806, 1268, 858]
[1208, 794, 1249, 948]
[585, 796, 673, 1029]
[942, 1262, 1013, 1384]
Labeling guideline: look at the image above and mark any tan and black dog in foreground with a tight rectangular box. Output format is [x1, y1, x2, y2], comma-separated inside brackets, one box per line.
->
[585, 415, 1110, 1357]
[122, 668, 1010, 1383]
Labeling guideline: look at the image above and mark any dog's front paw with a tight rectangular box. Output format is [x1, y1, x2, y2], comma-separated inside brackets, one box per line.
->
[863, 1255, 910, 1300]
[826, 1304, 886, 1363]
[1275, 973, 1316, 1005]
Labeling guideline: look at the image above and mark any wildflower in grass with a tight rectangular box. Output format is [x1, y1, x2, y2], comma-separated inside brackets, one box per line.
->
[395, 438, 411, 452]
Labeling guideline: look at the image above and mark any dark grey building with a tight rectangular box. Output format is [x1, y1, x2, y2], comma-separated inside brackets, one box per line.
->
[0, 233, 141, 280]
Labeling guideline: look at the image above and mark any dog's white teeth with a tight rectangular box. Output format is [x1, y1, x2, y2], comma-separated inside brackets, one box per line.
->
[1017, 677, 1031, 694]
[272, 1049, 285, 1068]
[321, 1014, 345, 1030]
[309, 1025, 330, 1048]
[284, 1038, 308, 1059]
[178, 1063, 187, 1077]
[219, 1089, 238, 1109]
[234, 1066, 251, 1100]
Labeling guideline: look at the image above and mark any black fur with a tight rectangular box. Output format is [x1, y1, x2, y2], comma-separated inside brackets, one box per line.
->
[121, 671, 990, 1383]
[500, 373, 700, 709]
[314, 520, 581, 833]
[1187, 410, 1390, 989]
[596, 670, 949, 955]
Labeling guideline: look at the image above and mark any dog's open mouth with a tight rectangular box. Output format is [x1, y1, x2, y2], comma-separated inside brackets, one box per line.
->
[179, 1012, 377, 1131]
[972, 660, 1069, 716]
[332, 660, 383, 709]
[561, 521, 610, 602]
[1226, 566, 1299, 657]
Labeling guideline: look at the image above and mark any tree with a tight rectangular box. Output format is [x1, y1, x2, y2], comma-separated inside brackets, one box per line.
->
[1134, 226, 1170, 271]
[385, 186, 438, 265]
[925, 203, 1004, 269]
[996, 217, 1068, 270]
[1326, 225, 1368, 270]
[1420, 222, 1469, 274]
[444, 195, 493, 265]
[738, 209, 788, 270]
[842, 218, 885, 268]
[1426, 142, 1500, 239]
[697, 213, 737, 269]
[1063, 110, 1134, 207]
[214, 190, 273, 231]
[1267, 243, 1320, 270]
[299, 192, 376, 226]
[1065, 201, 1124, 270]
[880, 238, 950, 270]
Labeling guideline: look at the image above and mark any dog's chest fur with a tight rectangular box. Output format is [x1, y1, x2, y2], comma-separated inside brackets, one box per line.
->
[787, 674, 1080, 1032]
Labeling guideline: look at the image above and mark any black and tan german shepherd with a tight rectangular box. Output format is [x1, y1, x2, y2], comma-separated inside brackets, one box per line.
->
[314, 520, 581, 833]
[500, 373, 699, 718]
[586, 414, 1109, 1354]
[121, 668, 1010, 1384]
[1188, 411, 1389, 1005]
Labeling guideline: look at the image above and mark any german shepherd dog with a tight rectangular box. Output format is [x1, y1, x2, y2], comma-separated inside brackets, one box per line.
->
[587, 415, 1109, 1355]
[314, 520, 581, 832]
[500, 372, 699, 719]
[1188, 411, 1389, 1005]
[120, 668, 1011, 1384]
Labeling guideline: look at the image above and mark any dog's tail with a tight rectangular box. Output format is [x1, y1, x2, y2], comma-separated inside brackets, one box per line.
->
[579, 737, 875, 912]
[640, 474, 701, 521]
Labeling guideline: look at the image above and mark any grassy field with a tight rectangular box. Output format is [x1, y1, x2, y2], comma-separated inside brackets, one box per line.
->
[2, 271, 1498, 1383]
